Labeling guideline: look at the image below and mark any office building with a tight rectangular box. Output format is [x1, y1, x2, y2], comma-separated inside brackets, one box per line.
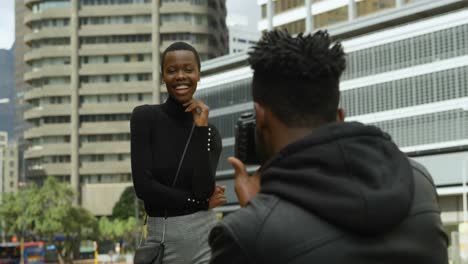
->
[228, 26, 260, 54]
[0, 47, 15, 138]
[196, 0, 468, 226]
[18, 0, 228, 215]
[0, 132, 19, 195]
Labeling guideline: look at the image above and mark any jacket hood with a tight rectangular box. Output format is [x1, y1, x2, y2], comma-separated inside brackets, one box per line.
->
[260, 122, 414, 235]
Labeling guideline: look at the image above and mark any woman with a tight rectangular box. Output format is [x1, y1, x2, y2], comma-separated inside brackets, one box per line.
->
[130, 42, 226, 263]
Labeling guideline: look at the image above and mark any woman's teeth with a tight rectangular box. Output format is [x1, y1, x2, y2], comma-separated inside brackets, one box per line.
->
[175, 85, 189, 90]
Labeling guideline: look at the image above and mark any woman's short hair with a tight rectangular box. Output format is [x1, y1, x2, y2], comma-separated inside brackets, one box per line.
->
[161, 42, 201, 73]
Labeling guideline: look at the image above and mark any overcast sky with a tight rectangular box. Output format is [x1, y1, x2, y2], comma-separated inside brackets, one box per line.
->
[0, 0, 260, 50]
[0, 0, 14, 50]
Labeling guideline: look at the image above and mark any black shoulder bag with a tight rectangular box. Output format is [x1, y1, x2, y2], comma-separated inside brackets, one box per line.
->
[134, 123, 195, 264]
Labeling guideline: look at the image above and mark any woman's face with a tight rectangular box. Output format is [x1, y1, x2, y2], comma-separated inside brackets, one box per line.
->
[162, 50, 200, 104]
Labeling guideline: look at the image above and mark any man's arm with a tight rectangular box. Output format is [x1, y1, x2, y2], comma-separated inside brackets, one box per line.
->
[209, 225, 250, 264]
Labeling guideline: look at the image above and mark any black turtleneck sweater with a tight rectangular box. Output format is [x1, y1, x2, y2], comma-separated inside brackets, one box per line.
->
[130, 97, 222, 217]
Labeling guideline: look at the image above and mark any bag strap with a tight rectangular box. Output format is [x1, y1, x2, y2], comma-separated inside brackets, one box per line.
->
[171, 123, 195, 188]
[139, 123, 196, 246]
[162, 123, 195, 244]
[138, 214, 148, 247]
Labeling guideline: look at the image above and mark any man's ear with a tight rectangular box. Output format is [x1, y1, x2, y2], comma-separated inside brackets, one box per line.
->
[336, 108, 345, 122]
[255, 102, 266, 129]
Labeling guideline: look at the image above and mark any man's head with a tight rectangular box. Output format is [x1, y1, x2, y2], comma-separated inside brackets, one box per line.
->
[249, 30, 346, 161]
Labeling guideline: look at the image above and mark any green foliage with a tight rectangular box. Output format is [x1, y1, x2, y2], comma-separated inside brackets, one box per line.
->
[0, 177, 140, 260]
[112, 186, 144, 220]
[0, 184, 39, 238]
[0, 177, 98, 264]
[98, 217, 136, 241]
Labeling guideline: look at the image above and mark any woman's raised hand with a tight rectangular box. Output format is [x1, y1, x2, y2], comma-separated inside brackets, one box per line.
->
[184, 99, 210, 127]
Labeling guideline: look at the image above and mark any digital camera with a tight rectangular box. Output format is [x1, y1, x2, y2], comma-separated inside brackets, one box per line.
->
[234, 112, 260, 165]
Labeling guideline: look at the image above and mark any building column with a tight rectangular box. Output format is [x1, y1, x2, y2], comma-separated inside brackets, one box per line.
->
[305, 0, 313, 33]
[396, 0, 404, 8]
[152, 0, 161, 104]
[348, 0, 356, 21]
[70, 0, 80, 205]
[267, 0, 274, 31]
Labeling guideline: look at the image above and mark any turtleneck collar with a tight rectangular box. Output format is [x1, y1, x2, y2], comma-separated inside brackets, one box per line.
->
[162, 96, 193, 121]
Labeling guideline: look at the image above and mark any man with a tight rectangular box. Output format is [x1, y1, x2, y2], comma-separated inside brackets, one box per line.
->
[208, 30, 448, 264]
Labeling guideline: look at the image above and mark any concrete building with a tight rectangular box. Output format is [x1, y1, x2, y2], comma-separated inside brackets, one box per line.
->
[18, 0, 228, 215]
[195, 0, 468, 228]
[0, 132, 19, 195]
[226, 13, 260, 54]
[0, 47, 15, 139]
[228, 26, 260, 54]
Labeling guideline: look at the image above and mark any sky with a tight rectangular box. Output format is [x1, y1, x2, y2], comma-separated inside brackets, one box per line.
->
[0, 0, 15, 50]
[226, 0, 260, 30]
[0, 0, 260, 50]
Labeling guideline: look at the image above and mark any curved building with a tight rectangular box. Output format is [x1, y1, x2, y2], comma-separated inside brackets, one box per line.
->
[19, 0, 228, 215]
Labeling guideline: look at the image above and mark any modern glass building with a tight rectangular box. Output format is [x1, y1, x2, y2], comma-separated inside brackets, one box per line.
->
[196, 0, 468, 227]
[17, 0, 228, 215]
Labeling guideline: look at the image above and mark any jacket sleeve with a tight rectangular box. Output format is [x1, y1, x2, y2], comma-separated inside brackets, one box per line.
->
[130, 105, 206, 210]
[191, 125, 223, 200]
[209, 224, 250, 264]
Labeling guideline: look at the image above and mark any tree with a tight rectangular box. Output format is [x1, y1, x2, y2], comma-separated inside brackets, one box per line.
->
[0, 184, 39, 240]
[0, 177, 98, 264]
[32, 177, 98, 264]
[112, 186, 144, 220]
[98, 216, 138, 253]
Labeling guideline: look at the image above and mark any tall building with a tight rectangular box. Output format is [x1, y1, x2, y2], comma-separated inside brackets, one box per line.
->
[18, 0, 228, 215]
[196, 0, 468, 228]
[228, 26, 260, 54]
[226, 12, 260, 54]
[0, 47, 15, 138]
[0, 132, 18, 195]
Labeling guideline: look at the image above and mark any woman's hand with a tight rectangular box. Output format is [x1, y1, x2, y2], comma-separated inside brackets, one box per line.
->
[208, 185, 227, 209]
[184, 99, 210, 127]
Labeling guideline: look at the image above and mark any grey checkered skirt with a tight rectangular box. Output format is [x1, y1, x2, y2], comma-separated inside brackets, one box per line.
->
[146, 210, 218, 264]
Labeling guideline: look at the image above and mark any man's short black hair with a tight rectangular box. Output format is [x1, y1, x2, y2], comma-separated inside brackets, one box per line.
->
[249, 30, 346, 127]
[161, 42, 201, 73]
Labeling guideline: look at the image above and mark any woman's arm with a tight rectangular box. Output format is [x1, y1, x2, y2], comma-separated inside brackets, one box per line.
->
[184, 99, 223, 201]
[130, 105, 207, 209]
[191, 125, 223, 200]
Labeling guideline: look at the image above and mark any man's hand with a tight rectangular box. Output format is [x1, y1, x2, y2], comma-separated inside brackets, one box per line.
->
[228, 157, 260, 207]
[184, 99, 210, 127]
[209, 185, 227, 209]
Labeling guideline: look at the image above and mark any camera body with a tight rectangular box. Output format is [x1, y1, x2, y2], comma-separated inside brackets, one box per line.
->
[234, 112, 260, 165]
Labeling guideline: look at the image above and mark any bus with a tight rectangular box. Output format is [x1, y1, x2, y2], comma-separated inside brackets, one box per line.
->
[0, 243, 20, 264]
[23, 242, 45, 264]
[0, 242, 45, 264]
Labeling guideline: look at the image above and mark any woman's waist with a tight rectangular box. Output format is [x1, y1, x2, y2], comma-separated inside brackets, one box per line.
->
[148, 209, 216, 223]
[145, 206, 201, 218]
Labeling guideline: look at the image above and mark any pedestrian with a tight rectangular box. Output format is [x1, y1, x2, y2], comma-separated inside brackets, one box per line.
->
[131, 42, 226, 264]
[208, 30, 448, 264]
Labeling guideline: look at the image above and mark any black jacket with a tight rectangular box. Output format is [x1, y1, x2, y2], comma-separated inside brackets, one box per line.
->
[209, 122, 448, 264]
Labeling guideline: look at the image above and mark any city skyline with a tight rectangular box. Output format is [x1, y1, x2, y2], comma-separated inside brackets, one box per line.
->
[0, 0, 260, 50]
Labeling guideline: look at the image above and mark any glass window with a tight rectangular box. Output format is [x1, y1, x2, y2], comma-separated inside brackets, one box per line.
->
[314, 5, 348, 28]
[357, 0, 396, 17]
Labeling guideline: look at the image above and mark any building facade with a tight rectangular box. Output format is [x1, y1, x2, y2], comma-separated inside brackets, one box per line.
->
[196, 0, 468, 225]
[0, 132, 19, 195]
[18, 0, 228, 215]
[0, 47, 16, 139]
[228, 26, 260, 54]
